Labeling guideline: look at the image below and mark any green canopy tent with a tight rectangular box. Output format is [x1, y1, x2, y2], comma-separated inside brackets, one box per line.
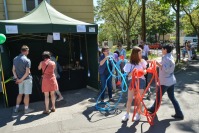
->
[0, 1, 98, 106]
[0, 1, 98, 34]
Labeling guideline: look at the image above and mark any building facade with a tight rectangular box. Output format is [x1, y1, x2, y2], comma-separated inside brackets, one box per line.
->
[0, 0, 94, 23]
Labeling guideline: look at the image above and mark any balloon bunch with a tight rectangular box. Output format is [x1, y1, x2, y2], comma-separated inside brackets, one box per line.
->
[130, 61, 162, 125]
[0, 34, 6, 45]
[95, 55, 128, 112]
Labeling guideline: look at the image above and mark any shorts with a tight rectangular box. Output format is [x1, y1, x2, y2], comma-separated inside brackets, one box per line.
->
[127, 78, 146, 89]
[18, 79, 33, 94]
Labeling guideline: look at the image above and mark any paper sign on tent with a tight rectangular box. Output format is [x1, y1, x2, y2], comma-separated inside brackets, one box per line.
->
[89, 27, 95, 32]
[5, 25, 18, 34]
[77, 25, 86, 32]
[47, 35, 53, 43]
[53, 32, 60, 40]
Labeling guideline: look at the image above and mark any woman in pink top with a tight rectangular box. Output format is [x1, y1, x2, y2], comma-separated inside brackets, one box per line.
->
[38, 51, 58, 114]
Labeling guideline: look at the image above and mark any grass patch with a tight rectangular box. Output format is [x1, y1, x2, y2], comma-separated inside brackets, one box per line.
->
[110, 46, 158, 60]
[126, 50, 131, 59]
[110, 46, 117, 53]
[148, 54, 158, 60]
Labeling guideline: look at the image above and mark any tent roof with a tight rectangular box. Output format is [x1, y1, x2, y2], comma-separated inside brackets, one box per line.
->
[0, 1, 97, 34]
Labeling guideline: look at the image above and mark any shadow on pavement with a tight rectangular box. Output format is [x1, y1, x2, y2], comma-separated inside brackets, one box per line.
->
[0, 88, 98, 129]
[175, 120, 198, 133]
[144, 116, 188, 133]
[174, 61, 199, 95]
[13, 113, 47, 126]
[115, 121, 139, 133]
[60, 88, 97, 106]
[0, 108, 13, 128]
[82, 105, 122, 123]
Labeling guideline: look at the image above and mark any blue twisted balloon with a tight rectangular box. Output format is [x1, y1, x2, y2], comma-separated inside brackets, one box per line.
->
[95, 55, 128, 112]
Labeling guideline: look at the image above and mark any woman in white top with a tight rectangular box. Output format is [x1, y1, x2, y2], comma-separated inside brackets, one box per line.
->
[122, 46, 147, 122]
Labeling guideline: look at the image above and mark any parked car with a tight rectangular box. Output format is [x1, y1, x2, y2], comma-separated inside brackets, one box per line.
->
[149, 43, 162, 49]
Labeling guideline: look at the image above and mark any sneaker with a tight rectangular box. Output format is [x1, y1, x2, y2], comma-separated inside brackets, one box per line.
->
[14, 108, 19, 113]
[171, 114, 184, 120]
[100, 100, 104, 103]
[146, 91, 152, 100]
[112, 89, 116, 93]
[24, 108, 34, 114]
[122, 113, 129, 122]
[133, 113, 141, 121]
[109, 98, 115, 102]
[147, 108, 154, 114]
[56, 97, 64, 102]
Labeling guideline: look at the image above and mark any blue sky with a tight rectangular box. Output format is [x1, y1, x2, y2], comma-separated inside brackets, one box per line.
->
[93, 0, 104, 24]
[93, 0, 97, 6]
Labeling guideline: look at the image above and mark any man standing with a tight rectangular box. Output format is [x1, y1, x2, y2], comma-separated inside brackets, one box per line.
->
[12, 45, 33, 113]
[186, 41, 192, 61]
[116, 41, 126, 58]
[142, 41, 150, 60]
[141, 41, 151, 99]
[116, 41, 126, 74]
[99, 45, 114, 102]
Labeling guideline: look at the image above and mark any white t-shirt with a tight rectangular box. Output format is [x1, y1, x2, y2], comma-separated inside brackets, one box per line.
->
[142, 50, 146, 57]
[123, 59, 147, 80]
[143, 45, 150, 56]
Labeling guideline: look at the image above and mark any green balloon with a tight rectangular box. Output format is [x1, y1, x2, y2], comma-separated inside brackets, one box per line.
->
[0, 34, 6, 45]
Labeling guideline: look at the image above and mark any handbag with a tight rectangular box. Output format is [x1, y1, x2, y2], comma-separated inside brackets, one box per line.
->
[40, 61, 50, 86]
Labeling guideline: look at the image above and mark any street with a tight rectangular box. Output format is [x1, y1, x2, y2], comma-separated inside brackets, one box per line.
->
[0, 59, 198, 133]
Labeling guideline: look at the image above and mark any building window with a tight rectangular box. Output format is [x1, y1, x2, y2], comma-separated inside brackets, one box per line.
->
[22, 0, 50, 12]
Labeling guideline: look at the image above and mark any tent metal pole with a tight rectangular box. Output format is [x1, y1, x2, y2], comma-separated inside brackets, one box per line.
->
[85, 34, 90, 77]
[0, 53, 8, 107]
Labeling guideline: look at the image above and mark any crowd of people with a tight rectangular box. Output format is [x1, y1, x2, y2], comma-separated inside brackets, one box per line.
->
[98, 41, 184, 122]
[12, 42, 184, 122]
[182, 40, 197, 60]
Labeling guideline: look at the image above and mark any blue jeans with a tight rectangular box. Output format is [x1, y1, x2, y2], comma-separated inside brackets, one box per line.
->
[127, 78, 146, 89]
[100, 74, 112, 100]
[149, 85, 183, 116]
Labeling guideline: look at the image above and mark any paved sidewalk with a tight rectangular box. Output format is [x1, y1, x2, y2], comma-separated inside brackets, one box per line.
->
[0, 59, 199, 133]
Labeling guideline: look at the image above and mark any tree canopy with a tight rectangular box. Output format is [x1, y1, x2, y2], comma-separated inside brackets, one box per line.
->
[95, 0, 198, 55]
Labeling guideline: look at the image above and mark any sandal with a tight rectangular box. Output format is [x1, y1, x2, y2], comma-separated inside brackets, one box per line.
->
[42, 110, 50, 114]
[51, 108, 56, 112]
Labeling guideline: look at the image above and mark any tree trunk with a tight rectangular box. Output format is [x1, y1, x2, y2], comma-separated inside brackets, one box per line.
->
[141, 0, 146, 42]
[197, 33, 199, 52]
[126, 28, 131, 50]
[163, 32, 165, 43]
[175, 0, 181, 63]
